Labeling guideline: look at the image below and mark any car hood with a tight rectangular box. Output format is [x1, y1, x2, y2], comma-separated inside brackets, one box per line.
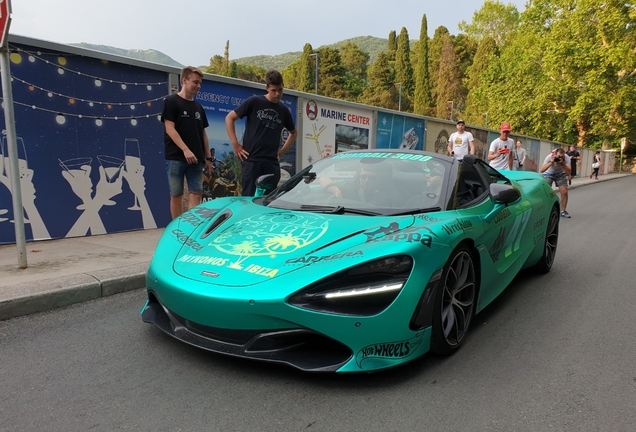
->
[173, 200, 416, 287]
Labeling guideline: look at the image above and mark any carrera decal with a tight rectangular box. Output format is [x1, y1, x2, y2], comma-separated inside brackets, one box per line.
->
[355, 332, 425, 368]
[493, 208, 512, 224]
[285, 250, 363, 265]
[172, 229, 204, 251]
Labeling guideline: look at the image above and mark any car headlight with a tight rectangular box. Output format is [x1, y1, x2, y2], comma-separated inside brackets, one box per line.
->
[287, 256, 413, 316]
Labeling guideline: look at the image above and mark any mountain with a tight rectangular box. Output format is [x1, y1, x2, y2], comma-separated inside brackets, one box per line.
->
[70, 43, 184, 68]
[233, 36, 390, 70]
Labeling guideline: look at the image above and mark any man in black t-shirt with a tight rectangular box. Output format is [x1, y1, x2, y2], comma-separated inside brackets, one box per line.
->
[225, 70, 298, 196]
[566, 145, 580, 185]
[161, 66, 211, 219]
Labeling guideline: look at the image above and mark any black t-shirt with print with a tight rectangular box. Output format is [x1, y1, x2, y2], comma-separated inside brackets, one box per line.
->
[161, 93, 209, 163]
[234, 95, 296, 163]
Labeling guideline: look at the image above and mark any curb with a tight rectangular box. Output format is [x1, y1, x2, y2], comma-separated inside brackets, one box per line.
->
[0, 262, 148, 321]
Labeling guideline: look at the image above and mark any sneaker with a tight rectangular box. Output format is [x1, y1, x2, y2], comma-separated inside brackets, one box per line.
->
[590, 175, 593, 179]
[561, 211, 571, 218]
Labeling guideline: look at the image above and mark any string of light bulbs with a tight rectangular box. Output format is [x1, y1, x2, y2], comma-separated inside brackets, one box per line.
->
[11, 75, 167, 108]
[8, 45, 169, 87]
[2, 97, 161, 126]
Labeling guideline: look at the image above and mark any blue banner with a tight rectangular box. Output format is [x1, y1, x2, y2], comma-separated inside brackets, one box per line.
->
[375, 112, 425, 151]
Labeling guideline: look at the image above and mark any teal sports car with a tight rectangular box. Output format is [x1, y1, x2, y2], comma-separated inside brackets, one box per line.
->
[141, 150, 560, 373]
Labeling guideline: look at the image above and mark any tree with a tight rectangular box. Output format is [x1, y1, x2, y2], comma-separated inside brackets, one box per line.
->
[203, 40, 231, 76]
[464, 36, 498, 125]
[435, 34, 462, 120]
[413, 14, 433, 115]
[395, 27, 415, 106]
[458, 0, 521, 46]
[298, 43, 315, 93]
[361, 52, 398, 109]
[429, 26, 451, 105]
[314, 47, 348, 99]
[339, 42, 370, 101]
[387, 30, 397, 59]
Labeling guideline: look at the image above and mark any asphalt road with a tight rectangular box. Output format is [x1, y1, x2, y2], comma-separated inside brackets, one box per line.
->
[1, 177, 635, 432]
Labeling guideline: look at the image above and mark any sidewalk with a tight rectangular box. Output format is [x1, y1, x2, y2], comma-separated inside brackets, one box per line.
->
[0, 172, 631, 321]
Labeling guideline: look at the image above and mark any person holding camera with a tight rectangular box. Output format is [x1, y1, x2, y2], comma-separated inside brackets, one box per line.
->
[488, 122, 514, 170]
[540, 147, 572, 218]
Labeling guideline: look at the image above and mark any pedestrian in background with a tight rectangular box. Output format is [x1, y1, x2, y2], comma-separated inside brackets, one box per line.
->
[541, 147, 572, 218]
[447, 120, 475, 160]
[225, 70, 298, 196]
[513, 140, 527, 170]
[488, 122, 514, 171]
[590, 150, 601, 180]
[566, 145, 581, 185]
[161, 66, 212, 219]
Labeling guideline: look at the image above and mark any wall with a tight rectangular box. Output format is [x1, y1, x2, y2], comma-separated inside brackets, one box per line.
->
[0, 35, 608, 244]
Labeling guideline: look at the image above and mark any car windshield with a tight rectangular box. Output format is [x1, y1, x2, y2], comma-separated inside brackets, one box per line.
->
[262, 151, 451, 215]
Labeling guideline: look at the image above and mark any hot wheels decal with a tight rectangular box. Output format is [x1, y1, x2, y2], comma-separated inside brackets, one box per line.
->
[356, 332, 425, 368]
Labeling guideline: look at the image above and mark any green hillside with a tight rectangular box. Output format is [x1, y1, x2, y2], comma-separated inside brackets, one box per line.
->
[70, 43, 184, 68]
[233, 36, 390, 70]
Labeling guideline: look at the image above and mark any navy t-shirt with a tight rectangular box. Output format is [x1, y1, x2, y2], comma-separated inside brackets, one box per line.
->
[161, 94, 209, 163]
[234, 95, 296, 163]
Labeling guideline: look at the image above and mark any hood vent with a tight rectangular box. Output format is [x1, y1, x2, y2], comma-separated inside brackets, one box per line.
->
[201, 210, 232, 239]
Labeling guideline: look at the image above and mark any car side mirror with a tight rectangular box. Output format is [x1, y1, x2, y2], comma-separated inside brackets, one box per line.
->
[489, 183, 521, 204]
[254, 174, 276, 197]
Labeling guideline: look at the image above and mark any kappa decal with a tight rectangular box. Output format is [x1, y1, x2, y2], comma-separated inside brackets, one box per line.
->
[356, 333, 425, 368]
[366, 225, 437, 247]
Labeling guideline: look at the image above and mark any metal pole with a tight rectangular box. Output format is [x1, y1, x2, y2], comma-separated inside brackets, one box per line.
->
[1, 46, 27, 268]
[448, 101, 454, 121]
[310, 53, 318, 95]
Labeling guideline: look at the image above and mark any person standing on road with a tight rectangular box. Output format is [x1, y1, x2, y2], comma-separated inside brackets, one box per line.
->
[225, 70, 298, 196]
[513, 140, 527, 170]
[566, 145, 581, 185]
[447, 120, 475, 160]
[488, 122, 514, 171]
[161, 66, 212, 219]
[541, 147, 572, 218]
[590, 150, 601, 180]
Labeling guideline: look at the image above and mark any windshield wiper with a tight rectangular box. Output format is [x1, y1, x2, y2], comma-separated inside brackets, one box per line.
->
[388, 207, 442, 216]
[298, 205, 381, 215]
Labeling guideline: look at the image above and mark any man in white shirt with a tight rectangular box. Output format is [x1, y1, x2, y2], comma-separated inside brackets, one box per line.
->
[488, 122, 514, 171]
[447, 120, 475, 160]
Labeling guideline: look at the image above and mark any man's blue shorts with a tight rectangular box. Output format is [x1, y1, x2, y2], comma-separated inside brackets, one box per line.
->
[165, 160, 204, 196]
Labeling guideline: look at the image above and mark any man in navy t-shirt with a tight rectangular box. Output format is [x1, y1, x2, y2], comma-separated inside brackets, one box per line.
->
[225, 70, 298, 196]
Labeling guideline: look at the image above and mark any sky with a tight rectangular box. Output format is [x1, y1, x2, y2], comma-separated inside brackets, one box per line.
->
[12, 0, 526, 67]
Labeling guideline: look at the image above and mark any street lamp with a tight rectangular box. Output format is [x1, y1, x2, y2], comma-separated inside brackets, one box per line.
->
[309, 53, 319, 95]
[395, 82, 402, 111]
[482, 113, 488, 128]
[447, 100, 454, 121]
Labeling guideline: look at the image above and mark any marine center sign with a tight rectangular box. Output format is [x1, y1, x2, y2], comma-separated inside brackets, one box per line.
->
[0, 0, 11, 47]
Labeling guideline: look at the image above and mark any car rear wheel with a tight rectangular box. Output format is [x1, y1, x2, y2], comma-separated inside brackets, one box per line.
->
[430, 245, 476, 356]
[533, 205, 559, 273]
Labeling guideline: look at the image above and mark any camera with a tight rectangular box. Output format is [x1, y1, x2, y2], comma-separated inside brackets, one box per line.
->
[554, 156, 562, 162]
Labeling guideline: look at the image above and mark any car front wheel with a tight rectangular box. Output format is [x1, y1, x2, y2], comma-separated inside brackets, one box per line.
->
[430, 245, 476, 356]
